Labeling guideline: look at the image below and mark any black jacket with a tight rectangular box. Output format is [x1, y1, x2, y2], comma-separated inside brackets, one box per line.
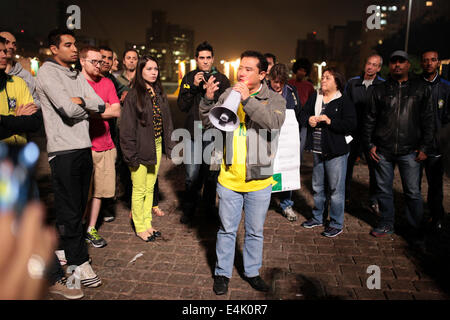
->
[421, 75, 450, 155]
[363, 76, 434, 156]
[345, 74, 385, 136]
[120, 88, 175, 167]
[300, 91, 357, 159]
[177, 67, 230, 137]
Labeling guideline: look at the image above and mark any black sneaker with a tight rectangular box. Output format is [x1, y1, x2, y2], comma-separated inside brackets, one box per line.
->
[321, 226, 343, 238]
[180, 214, 192, 224]
[213, 275, 229, 295]
[245, 275, 270, 292]
[370, 225, 394, 237]
[301, 219, 323, 229]
[85, 228, 107, 248]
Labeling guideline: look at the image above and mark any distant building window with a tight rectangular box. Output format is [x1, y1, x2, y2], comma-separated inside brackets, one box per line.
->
[381, 19, 387, 25]
[381, 6, 387, 11]
[426, 1, 433, 6]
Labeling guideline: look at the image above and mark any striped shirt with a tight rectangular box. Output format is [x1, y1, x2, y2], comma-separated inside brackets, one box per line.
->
[312, 102, 327, 153]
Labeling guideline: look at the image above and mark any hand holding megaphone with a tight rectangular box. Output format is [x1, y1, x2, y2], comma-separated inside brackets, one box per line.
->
[232, 81, 250, 101]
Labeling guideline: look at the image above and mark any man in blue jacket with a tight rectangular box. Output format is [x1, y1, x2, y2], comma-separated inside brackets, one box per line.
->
[420, 50, 450, 231]
[345, 54, 384, 213]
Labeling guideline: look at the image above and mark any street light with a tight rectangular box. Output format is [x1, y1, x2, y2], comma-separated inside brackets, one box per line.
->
[405, 0, 413, 52]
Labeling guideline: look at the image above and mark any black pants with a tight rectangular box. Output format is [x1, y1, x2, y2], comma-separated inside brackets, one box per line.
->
[50, 149, 92, 266]
[423, 155, 445, 221]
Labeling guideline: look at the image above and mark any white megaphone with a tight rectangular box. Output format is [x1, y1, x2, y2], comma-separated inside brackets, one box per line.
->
[209, 90, 241, 132]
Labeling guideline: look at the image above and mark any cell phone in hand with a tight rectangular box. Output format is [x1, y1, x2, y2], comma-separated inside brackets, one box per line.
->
[0, 142, 40, 218]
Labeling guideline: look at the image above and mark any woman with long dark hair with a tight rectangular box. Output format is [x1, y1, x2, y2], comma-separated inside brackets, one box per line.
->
[300, 68, 356, 238]
[120, 56, 174, 242]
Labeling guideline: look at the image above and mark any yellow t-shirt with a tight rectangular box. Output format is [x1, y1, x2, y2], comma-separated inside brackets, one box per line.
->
[0, 76, 33, 145]
[218, 101, 273, 192]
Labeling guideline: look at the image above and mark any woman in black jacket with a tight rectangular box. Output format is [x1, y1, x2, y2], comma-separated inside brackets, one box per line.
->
[300, 68, 356, 237]
[120, 56, 174, 242]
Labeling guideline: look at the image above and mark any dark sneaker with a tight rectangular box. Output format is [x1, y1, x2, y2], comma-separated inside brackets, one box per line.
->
[213, 275, 229, 295]
[321, 226, 343, 238]
[85, 227, 107, 248]
[301, 219, 323, 229]
[245, 275, 270, 292]
[370, 225, 394, 237]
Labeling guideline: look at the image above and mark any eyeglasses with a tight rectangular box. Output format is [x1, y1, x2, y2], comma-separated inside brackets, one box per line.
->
[85, 59, 104, 66]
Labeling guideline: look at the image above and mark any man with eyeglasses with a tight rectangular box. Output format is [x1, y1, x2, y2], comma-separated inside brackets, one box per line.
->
[80, 46, 121, 248]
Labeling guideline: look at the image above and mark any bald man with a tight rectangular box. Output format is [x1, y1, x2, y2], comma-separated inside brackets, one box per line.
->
[0, 31, 40, 107]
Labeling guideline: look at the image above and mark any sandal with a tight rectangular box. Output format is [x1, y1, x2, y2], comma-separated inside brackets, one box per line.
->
[136, 231, 153, 242]
[147, 228, 161, 238]
[152, 207, 165, 217]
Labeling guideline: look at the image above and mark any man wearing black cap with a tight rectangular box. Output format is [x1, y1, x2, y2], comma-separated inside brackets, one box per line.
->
[363, 50, 434, 239]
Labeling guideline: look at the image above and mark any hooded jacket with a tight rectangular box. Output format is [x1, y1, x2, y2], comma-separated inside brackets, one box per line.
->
[36, 59, 105, 156]
[8, 61, 41, 108]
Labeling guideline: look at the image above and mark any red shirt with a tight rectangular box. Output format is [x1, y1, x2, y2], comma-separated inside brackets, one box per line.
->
[87, 77, 120, 152]
[288, 79, 315, 107]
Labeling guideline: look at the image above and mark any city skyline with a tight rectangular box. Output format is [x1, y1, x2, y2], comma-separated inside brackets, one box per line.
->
[2, 0, 367, 64]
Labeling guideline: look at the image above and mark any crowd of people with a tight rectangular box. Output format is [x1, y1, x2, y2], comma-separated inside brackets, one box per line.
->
[0, 27, 448, 300]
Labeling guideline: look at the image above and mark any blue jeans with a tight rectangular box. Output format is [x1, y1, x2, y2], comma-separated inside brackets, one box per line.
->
[215, 183, 272, 279]
[279, 191, 294, 211]
[183, 139, 218, 214]
[311, 153, 348, 230]
[374, 152, 423, 229]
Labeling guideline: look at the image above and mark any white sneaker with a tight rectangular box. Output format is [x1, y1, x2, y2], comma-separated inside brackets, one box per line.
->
[55, 250, 67, 266]
[77, 261, 102, 288]
[49, 277, 84, 299]
[283, 206, 297, 222]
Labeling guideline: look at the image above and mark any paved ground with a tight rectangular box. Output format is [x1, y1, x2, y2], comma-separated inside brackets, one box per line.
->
[35, 138, 450, 300]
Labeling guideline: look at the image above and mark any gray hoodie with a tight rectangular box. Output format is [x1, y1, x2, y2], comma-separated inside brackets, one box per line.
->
[36, 60, 105, 156]
[8, 61, 40, 108]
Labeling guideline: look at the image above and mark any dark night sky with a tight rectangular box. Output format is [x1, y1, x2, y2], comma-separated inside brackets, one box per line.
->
[2, 0, 366, 64]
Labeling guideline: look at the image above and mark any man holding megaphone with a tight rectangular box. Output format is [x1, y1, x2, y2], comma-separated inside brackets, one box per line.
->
[200, 50, 286, 295]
